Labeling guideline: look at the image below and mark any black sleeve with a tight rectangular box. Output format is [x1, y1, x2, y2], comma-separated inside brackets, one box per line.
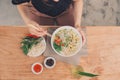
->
[12, 0, 30, 5]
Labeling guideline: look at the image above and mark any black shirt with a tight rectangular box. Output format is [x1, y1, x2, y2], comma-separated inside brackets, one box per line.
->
[12, 0, 72, 17]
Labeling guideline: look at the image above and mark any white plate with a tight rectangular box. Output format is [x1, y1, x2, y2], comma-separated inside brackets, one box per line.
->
[27, 37, 46, 57]
[51, 26, 82, 57]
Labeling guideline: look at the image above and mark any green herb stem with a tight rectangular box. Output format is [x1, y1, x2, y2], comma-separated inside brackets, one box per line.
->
[78, 71, 99, 77]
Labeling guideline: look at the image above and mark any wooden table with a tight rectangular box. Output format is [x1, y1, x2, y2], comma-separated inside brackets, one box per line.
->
[0, 26, 120, 80]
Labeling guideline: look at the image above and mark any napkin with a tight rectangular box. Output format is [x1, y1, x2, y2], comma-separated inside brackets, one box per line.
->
[43, 27, 87, 65]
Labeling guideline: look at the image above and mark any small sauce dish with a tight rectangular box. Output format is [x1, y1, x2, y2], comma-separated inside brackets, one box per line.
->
[31, 62, 43, 75]
[44, 57, 56, 69]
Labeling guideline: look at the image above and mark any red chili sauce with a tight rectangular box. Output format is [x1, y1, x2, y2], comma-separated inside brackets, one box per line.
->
[33, 64, 42, 73]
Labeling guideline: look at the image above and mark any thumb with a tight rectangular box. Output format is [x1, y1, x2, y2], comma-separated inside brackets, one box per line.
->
[77, 28, 86, 46]
[80, 31, 86, 46]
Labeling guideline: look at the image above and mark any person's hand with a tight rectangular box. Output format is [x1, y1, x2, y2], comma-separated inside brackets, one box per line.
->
[27, 21, 47, 37]
[76, 27, 86, 46]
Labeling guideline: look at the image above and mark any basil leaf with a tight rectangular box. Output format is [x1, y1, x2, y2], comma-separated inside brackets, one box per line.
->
[53, 42, 62, 52]
[21, 45, 28, 55]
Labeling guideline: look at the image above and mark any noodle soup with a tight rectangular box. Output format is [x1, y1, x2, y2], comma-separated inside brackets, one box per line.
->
[51, 26, 82, 57]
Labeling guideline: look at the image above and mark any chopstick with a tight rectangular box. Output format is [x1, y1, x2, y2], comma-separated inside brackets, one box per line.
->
[28, 24, 52, 37]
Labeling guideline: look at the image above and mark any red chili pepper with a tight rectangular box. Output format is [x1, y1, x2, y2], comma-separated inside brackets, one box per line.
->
[54, 39, 62, 46]
[27, 34, 39, 38]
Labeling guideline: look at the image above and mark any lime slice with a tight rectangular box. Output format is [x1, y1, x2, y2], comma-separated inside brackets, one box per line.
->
[71, 65, 84, 78]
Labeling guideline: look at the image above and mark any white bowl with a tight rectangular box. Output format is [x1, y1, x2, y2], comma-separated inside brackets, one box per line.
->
[31, 62, 43, 75]
[44, 57, 56, 69]
[51, 26, 82, 57]
[27, 37, 46, 57]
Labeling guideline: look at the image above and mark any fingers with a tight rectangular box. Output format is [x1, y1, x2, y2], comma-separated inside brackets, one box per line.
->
[77, 28, 86, 46]
[28, 27, 47, 37]
[29, 29, 41, 36]
[27, 22, 48, 37]
[80, 30, 86, 46]
[30, 30, 46, 37]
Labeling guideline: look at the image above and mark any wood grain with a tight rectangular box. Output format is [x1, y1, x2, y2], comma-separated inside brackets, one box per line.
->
[0, 26, 120, 80]
[80, 27, 120, 80]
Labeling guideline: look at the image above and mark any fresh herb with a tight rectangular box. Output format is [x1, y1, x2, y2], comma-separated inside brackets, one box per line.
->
[71, 65, 99, 78]
[21, 34, 43, 55]
[77, 71, 99, 77]
[53, 42, 62, 52]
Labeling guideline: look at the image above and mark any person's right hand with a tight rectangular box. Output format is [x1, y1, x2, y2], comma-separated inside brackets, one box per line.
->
[27, 21, 47, 37]
[76, 27, 86, 47]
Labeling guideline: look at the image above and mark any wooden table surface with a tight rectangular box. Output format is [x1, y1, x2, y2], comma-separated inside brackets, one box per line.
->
[0, 26, 120, 80]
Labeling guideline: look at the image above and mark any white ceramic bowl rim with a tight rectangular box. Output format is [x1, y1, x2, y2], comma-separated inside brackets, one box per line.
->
[51, 26, 82, 57]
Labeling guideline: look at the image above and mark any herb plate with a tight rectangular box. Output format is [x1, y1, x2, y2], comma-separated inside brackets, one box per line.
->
[51, 26, 82, 57]
[21, 36, 46, 57]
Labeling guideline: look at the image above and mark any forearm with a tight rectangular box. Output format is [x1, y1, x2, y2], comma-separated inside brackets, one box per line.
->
[17, 4, 54, 28]
[73, 0, 83, 28]
[17, 4, 33, 25]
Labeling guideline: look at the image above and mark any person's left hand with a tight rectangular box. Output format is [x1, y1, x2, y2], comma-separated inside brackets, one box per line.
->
[76, 27, 86, 46]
